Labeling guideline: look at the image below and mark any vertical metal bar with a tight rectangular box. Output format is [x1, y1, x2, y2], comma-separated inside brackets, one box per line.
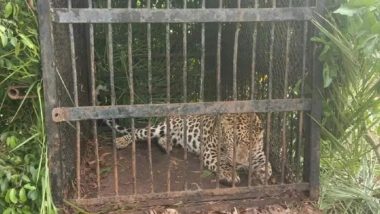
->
[183, 0, 188, 191]
[249, 0, 259, 187]
[216, 0, 223, 189]
[198, 0, 206, 189]
[200, 0, 205, 101]
[232, 0, 241, 101]
[308, 0, 324, 200]
[232, 117, 237, 188]
[68, 0, 81, 199]
[37, 0, 62, 204]
[127, 0, 137, 195]
[250, 0, 259, 100]
[231, 0, 241, 188]
[166, 1, 171, 104]
[281, 0, 293, 184]
[107, 0, 119, 196]
[265, 0, 276, 184]
[297, 0, 310, 178]
[166, 0, 171, 193]
[248, 115, 253, 187]
[183, 2, 187, 102]
[147, 0, 154, 193]
[87, 0, 100, 196]
[216, 0, 223, 101]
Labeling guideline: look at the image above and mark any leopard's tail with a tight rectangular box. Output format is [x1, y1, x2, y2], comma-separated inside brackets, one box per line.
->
[95, 85, 164, 141]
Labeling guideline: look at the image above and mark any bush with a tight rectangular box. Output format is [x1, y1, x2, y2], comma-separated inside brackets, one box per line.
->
[0, 1, 56, 213]
[313, 1, 380, 213]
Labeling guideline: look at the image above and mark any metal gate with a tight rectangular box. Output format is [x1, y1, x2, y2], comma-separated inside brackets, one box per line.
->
[37, 0, 325, 212]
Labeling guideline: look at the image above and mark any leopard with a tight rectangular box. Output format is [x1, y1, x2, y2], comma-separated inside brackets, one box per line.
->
[96, 85, 272, 186]
[105, 113, 272, 186]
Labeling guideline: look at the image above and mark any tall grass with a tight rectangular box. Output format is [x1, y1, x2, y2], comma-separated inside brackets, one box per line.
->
[313, 1, 380, 213]
[0, 1, 56, 213]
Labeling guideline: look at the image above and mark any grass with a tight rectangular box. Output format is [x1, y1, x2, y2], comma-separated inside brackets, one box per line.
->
[312, 2, 380, 213]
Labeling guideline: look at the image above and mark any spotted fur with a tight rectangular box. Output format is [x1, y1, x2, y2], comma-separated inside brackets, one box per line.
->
[96, 85, 272, 186]
[106, 113, 272, 186]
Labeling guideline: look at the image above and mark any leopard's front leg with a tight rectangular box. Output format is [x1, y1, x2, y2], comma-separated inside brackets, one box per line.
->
[249, 150, 272, 184]
[202, 138, 240, 186]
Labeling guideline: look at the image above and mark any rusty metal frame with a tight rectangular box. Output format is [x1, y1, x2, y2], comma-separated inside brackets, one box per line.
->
[52, 99, 312, 122]
[73, 183, 309, 207]
[52, 7, 315, 23]
[37, 0, 325, 209]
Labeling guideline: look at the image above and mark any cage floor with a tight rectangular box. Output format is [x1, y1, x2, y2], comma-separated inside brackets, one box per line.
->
[81, 137, 251, 199]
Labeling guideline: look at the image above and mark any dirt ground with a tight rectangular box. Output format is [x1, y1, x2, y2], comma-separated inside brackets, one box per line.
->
[74, 135, 321, 213]
[81, 136, 253, 198]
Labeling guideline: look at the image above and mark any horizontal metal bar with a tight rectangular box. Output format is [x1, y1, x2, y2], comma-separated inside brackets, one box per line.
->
[51, 8, 315, 23]
[72, 183, 310, 206]
[52, 99, 311, 122]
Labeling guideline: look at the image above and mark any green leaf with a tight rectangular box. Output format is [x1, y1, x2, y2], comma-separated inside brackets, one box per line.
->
[23, 183, 36, 191]
[3, 207, 15, 214]
[15, 42, 20, 56]
[19, 188, 27, 203]
[348, 0, 377, 7]
[323, 67, 333, 88]
[0, 32, 8, 47]
[27, 190, 38, 201]
[19, 34, 35, 49]
[9, 188, 18, 204]
[4, 2, 13, 18]
[10, 37, 17, 47]
[21, 175, 31, 183]
[334, 6, 359, 16]
[6, 136, 18, 149]
[1, 180, 9, 192]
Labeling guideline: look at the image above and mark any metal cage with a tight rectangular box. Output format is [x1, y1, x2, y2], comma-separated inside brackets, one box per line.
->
[37, 0, 325, 212]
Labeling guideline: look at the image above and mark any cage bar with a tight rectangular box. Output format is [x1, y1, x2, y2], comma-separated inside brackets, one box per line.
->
[182, 0, 188, 190]
[297, 0, 310, 177]
[52, 8, 315, 23]
[248, 0, 259, 187]
[198, 0, 206, 188]
[87, 0, 100, 196]
[231, 0, 241, 187]
[232, 11, 240, 100]
[53, 99, 312, 122]
[232, 117, 237, 187]
[146, 0, 154, 193]
[107, 0, 119, 196]
[281, 0, 293, 184]
[67, 0, 82, 199]
[73, 183, 310, 206]
[265, 0, 276, 184]
[166, 0, 172, 193]
[216, 0, 222, 187]
[309, 36, 323, 200]
[200, 0, 205, 102]
[250, 0, 259, 100]
[216, 0, 222, 102]
[127, 0, 137, 194]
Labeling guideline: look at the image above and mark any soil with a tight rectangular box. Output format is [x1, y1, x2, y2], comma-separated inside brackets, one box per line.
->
[73, 134, 321, 213]
[81, 136, 251, 198]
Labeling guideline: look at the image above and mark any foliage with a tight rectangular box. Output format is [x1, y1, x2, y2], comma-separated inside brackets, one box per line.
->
[313, 0, 380, 213]
[0, 0, 56, 213]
